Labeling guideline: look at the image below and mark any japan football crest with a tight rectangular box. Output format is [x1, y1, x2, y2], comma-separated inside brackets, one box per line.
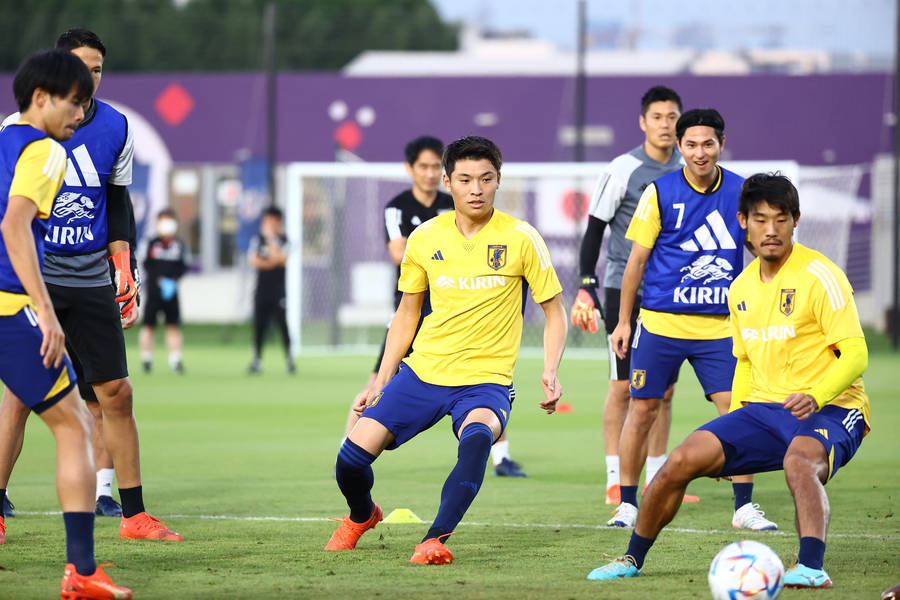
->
[487, 245, 507, 271]
[780, 289, 796, 316]
[631, 369, 646, 390]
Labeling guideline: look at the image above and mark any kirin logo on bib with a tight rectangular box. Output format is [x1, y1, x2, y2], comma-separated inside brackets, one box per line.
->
[487, 245, 507, 271]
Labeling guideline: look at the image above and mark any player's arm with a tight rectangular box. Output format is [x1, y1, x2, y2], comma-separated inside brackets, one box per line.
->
[0, 196, 65, 368]
[571, 216, 607, 332]
[386, 237, 406, 265]
[539, 293, 567, 414]
[384, 203, 406, 265]
[355, 290, 424, 414]
[106, 183, 138, 326]
[730, 358, 751, 412]
[783, 337, 868, 420]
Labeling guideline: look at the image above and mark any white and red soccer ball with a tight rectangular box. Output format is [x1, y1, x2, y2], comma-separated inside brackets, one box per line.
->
[708, 540, 784, 600]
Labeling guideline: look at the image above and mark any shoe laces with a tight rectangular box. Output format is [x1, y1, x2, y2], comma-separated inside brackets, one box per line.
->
[738, 503, 771, 525]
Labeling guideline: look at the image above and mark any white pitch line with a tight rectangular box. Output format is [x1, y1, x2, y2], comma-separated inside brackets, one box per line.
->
[15, 511, 897, 540]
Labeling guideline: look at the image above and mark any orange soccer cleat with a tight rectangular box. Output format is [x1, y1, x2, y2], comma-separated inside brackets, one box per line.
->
[0, 515, 5, 544]
[60, 563, 132, 600]
[410, 537, 453, 565]
[324, 503, 383, 550]
[605, 484, 621, 505]
[120, 512, 184, 541]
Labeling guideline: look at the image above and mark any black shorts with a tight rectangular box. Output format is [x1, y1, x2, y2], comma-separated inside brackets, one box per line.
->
[604, 288, 641, 381]
[142, 291, 181, 326]
[48, 283, 128, 401]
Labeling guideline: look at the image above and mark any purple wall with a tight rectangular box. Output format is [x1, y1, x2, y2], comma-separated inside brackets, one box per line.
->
[0, 72, 889, 165]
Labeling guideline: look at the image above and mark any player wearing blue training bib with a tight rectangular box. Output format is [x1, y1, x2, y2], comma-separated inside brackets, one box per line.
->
[587, 173, 869, 591]
[0, 48, 133, 598]
[606, 109, 774, 532]
[325, 136, 567, 565]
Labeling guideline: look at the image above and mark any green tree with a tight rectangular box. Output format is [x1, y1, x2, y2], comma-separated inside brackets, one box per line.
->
[0, 0, 457, 71]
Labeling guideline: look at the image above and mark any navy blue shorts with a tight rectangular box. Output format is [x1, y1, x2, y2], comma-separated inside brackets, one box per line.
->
[629, 321, 735, 399]
[698, 402, 865, 481]
[361, 364, 513, 450]
[0, 306, 76, 413]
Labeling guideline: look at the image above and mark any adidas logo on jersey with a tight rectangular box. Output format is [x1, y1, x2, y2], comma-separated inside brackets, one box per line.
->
[814, 428, 829, 440]
[431, 250, 445, 261]
[435, 275, 507, 291]
[740, 324, 796, 344]
[679, 210, 736, 251]
[736, 301, 747, 311]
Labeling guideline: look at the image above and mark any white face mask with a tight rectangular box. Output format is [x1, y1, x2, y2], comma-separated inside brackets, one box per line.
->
[157, 218, 177, 237]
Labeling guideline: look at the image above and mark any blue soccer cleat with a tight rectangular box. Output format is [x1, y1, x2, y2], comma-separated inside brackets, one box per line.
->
[784, 563, 833, 588]
[587, 556, 641, 581]
[95, 495, 123, 517]
[2, 495, 14, 518]
[493, 458, 527, 477]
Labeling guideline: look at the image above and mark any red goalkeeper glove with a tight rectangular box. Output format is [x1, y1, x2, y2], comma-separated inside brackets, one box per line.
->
[570, 276, 603, 333]
[111, 249, 137, 322]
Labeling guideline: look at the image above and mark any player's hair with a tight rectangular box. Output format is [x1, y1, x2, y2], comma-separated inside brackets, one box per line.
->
[676, 108, 725, 142]
[13, 49, 93, 112]
[404, 135, 443, 165]
[56, 29, 107, 56]
[640, 86, 682, 115]
[739, 173, 800, 219]
[157, 208, 177, 220]
[262, 206, 284, 220]
[442, 136, 502, 177]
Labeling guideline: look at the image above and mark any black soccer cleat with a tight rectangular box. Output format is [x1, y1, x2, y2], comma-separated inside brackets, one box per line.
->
[286, 359, 296, 375]
[248, 359, 261, 375]
[493, 458, 527, 478]
[95, 495, 123, 517]
[2, 495, 14, 518]
[142, 360, 152, 374]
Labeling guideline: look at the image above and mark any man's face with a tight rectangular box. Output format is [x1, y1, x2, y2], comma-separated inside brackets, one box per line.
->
[42, 86, 86, 141]
[443, 158, 500, 221]
[406, 149, 442, 195]
[677, 125, 723, 183]
[738, 200, 798, 264]
[71, 46, 103, 96]
[639, 100, 680, 153]
[261, 215, 283, 236]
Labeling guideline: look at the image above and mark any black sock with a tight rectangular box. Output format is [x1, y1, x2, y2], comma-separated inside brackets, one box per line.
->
[733, 482, 753, 511]
[335, 440, 376, 523]
[119, 486, 145, 518]
[424, 423, 493, 543]
[0, 488, 6, 509]
[625, 531, 655, 570]
[63, 512, 96, 575]
[621, 485, 639, 507]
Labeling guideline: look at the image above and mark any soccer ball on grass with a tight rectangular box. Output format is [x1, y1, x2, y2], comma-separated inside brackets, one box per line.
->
[708, 540, 784, 600]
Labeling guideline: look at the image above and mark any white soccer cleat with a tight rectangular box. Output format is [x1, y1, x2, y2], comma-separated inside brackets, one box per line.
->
[606, 502, 638, 527]
[732, 502, 778, 530]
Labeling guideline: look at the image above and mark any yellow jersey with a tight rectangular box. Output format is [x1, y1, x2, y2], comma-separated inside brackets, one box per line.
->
[728, 243, 869, 431]
[399, 209, 562, 386]
[625, 170, 731, 340]
[0, 126, 67, 315]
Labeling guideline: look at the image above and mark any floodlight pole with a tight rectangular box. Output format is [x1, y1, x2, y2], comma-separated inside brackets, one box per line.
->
[264, 1, 277, 205]
[893, 1, 900, 349]
[574, 0, 587, 162]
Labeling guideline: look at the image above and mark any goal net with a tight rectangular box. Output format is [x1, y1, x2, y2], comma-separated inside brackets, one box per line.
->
[283, 160, 815, 355]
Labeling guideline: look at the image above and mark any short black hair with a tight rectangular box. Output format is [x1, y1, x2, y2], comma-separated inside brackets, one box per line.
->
[676, 108, 725, 142]
[157, 208, 177, 220]
[641, 85, 682, 115]
[262, 206, 283, 220]
[442, 136, 502, 177]
[56, 29, 106, 56]
[13, 49, 94, 112]
[739, 173, 800, 219]
[404, 135, 443, 165]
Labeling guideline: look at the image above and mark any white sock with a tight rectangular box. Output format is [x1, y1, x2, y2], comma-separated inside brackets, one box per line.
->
[141, 350, 152, 362]
[606, 455, 620, 487]
[168, 351, 182, 369]
[96, 468, 114, 500]
[645, 454, 667, 486]
[491, 439, 510, 466]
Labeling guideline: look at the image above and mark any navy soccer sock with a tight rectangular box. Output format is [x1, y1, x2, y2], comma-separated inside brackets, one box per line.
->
[424, 422, 493, 543]
[63, 512, 97, 576]
[621, 485, 639, 507]
[624, 531, 655, 570]
[335, 439, 377, 523]
[0, 488, 5, 510]
[118, 486, 145, 519]
[733, 482, 753, 511]
[798, 536, 826, 570]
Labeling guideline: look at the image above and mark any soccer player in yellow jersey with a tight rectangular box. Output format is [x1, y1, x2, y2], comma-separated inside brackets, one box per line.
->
[587, 173, 869, 590]
[0, 50, 131, 598]
[325, 136, 567, 565]
[606, 109, 773, 531]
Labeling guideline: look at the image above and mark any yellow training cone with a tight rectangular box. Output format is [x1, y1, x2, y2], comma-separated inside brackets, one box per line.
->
[383, 508, 425, 523]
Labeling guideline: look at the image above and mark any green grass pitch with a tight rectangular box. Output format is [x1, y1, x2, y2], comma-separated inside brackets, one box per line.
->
[1, 326, 898, 598]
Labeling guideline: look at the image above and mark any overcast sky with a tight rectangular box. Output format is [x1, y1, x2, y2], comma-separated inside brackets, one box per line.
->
[430, 0, 894, 57]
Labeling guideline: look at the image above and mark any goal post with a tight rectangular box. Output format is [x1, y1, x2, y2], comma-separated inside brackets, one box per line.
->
[282, 160, 801, 356]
